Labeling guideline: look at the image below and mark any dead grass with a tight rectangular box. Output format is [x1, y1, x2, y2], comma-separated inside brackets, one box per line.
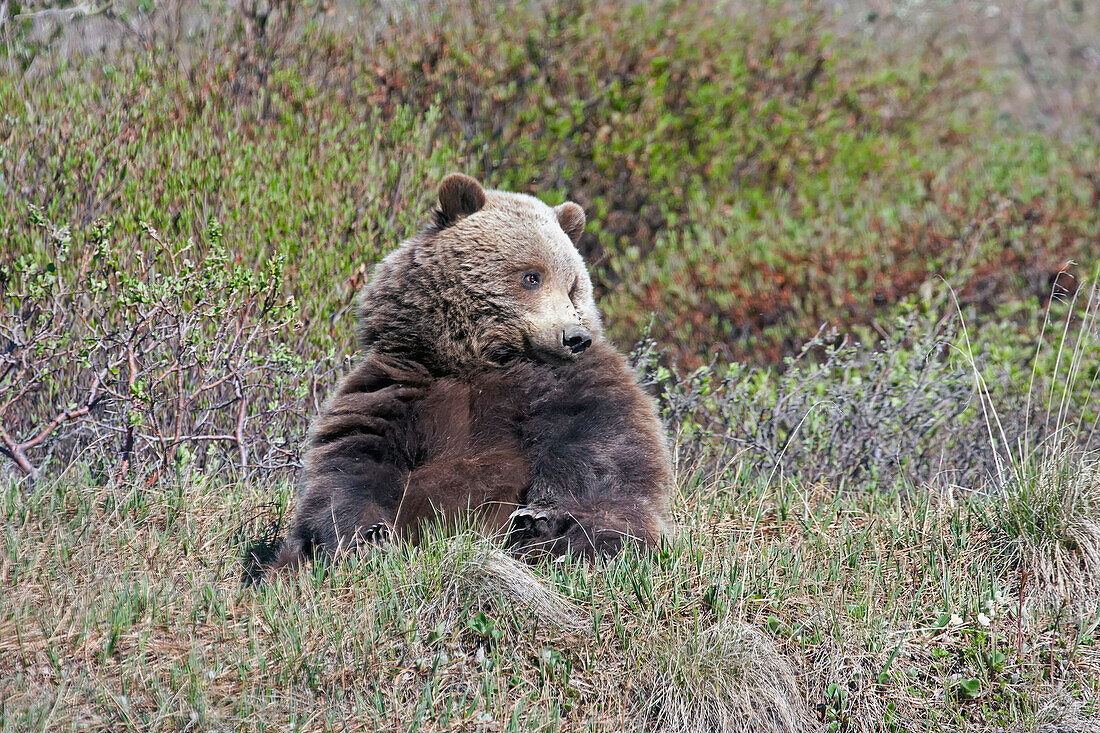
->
[992, 451, 1100, 610]
[635, 619, 811, 733]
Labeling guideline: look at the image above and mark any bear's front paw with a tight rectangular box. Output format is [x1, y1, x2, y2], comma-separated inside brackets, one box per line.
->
[507, 507, 574, 550]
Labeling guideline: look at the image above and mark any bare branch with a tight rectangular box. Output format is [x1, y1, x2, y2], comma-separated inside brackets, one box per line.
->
[1, 214, 320, 482]
[0, 423, 37, 478]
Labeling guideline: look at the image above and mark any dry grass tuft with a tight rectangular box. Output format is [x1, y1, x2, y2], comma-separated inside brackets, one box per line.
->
[634, 619, 812, 733]
[993, 451, 1100, 609]
[414, 536, 588, 634]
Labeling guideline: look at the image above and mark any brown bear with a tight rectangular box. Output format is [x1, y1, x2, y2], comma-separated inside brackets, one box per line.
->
[270, 173, 673, 570]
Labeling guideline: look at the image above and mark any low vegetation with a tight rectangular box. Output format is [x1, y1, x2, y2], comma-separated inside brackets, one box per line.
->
[2, 0, 1099, 730]
[5, 394, 1100, 730]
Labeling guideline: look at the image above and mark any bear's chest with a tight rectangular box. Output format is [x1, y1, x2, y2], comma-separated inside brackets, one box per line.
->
[415, 374, 526, 461]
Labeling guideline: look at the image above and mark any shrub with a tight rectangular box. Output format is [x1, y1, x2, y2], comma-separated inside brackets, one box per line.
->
[641, 310, 1017, 493]
[4, 0, 1097, 369]
[0, 209, 329, 483]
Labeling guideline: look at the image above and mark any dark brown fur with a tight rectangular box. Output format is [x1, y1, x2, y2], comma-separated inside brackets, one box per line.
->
[270, 174, 673, 572]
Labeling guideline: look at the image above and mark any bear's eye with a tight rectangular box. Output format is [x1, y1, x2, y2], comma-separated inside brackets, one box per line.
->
[521, 271, 542, 290]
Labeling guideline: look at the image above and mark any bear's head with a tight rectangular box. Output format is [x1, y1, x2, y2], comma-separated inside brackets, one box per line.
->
[357, 173, 604, 372]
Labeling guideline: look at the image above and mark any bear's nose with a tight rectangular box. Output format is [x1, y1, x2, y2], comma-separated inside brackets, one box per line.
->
[562, 325, 592, 355]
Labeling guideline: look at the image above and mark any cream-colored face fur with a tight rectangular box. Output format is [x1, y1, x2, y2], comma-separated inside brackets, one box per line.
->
[438, 187, 603, 364]
[355, 174, 604, 370]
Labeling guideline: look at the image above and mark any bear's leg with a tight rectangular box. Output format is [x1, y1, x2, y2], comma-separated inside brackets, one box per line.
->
[513, 346, 675, 559]
[302, 486, 403, 553]
[278, 365, 430, 567]
[251, 505, 392, 585]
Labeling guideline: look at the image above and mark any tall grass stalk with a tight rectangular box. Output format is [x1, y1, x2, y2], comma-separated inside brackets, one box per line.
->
[956, 267, 1100, 609]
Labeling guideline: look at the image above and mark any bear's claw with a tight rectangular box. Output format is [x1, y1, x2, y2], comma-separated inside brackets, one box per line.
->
[360, 521, 391, 546]
[507, 507, 574, 546]
[509, 506, 550, 522]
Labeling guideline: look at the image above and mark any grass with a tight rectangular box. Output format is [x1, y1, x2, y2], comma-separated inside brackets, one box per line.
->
[3, 451, 1099, 731]
[970, 275, 1100, 615]
[991, 448, 1100, 609]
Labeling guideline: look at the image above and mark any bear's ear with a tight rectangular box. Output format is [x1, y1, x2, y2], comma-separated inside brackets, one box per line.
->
[555, 202, 585, 245]
[436, 173, 486, 227]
